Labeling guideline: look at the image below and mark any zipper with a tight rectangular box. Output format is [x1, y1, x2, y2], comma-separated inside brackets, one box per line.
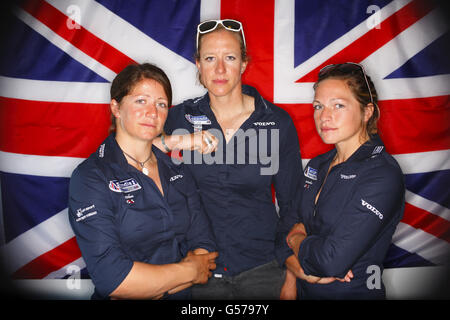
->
[313, 162, 338, 217]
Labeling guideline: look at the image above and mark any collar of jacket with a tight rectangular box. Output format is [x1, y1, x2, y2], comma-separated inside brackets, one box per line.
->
[196, 84, 273, 115]
[321, 134, 386, 165]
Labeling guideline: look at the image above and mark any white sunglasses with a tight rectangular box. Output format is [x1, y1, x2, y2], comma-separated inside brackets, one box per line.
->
[196, 19, 246, 51]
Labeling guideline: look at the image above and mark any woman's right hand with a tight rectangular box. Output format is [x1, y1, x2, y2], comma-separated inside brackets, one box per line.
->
[182, 250, 218, 284]
[191, 131, 218, 154]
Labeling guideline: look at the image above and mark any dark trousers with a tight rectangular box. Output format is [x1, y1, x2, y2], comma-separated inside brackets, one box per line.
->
[191, 260, 286, 300]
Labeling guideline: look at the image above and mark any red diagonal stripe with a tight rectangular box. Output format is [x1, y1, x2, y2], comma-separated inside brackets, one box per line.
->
[21, 0, 136, 75]
[296, 0, 434, 83]
[402, 202, 450, 243]
[0, 97, 110, 157]
[12, 237, 82, 279]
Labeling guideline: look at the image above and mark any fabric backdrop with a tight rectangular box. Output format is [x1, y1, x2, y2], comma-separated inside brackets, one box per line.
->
[0, 0, 448, 281]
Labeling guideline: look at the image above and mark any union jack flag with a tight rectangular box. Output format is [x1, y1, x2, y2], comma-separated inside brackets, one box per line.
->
[0, 0, 448, 287]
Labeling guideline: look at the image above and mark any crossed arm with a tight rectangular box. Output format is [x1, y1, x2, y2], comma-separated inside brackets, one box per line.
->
[284, 223, 353, 285]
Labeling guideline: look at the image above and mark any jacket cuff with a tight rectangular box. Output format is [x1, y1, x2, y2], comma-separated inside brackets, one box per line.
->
[275, 239, 294, 269]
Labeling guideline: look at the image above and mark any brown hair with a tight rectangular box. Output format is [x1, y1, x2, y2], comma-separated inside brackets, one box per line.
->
[109, 63, 172, 132]
[313, 64, 379, 137]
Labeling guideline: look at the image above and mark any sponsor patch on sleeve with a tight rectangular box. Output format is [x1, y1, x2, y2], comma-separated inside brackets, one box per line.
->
[361, 199, 384, 220]
[372, 146, 384, 155]
[75, 204, 97, 222]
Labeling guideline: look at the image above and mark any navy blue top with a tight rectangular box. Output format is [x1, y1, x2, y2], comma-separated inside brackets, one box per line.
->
[68, 134, 216, 299]
[164, 85, 303, 276]
[297, 135, 404, 299]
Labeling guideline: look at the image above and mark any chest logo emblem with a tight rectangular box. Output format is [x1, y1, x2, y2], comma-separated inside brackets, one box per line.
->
[185, 114, 211, 132]
[109, 178, 142, 193]
[304, 166, 318, 180]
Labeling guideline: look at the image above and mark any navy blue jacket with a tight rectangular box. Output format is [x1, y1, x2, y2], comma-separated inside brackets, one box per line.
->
[164, 85, 303, 276]
[68, 134, 216, 299]
[297, 135, 404, 299]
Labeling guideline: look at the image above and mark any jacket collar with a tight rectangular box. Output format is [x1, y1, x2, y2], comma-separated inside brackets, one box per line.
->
[100, 133, 129, 171]
[348, 134, 385, 162]
[320, 134, 385, 166]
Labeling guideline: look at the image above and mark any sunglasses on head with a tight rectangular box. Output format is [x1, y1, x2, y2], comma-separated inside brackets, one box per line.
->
[319, 62, 374, 105]
[196, 19, 246, 51]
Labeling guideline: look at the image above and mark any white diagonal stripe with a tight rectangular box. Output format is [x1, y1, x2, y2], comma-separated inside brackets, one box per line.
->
[13, 6, 116, 81]
[273, 0, 449, 102]
[0, 208, 74, 274]
[406, 190, 450, 222]
[364, 7, 449, 79]
[293, 0, 414, 80]
[45, 0, 206, 105]
[274, 0, 413, 103]
[392, 222, 450, 265]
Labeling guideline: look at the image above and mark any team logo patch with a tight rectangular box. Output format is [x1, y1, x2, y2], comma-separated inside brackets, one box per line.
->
[304, 166, 318, 180]
[109, 178, 142, 193]
[185, 114, 211, 132]
[185, 114, 211, 125]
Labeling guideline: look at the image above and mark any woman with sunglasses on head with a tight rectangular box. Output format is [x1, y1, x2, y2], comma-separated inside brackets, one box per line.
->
[285, 63, 405, 299]
[68, 63, 218, 300]
[159, 19, 303, 299]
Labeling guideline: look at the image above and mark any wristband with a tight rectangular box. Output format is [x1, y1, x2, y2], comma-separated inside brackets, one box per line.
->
[160, 135, 171, 152]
